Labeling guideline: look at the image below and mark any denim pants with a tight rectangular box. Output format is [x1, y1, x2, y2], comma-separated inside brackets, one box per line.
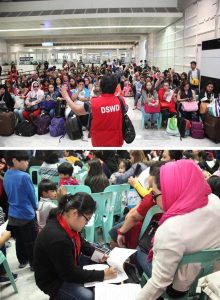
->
[133, 247, 152, 277]
[54, 255, 94, 300]
[14, 108, 24, 122]
[141, 108, 160, 124]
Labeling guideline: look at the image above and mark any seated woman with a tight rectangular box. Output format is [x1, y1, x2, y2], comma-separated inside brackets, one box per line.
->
[141, 82, 160, 129]
[115, 151, 147, 184]
[84, 159, 109, 193]
[136, 159, 220, 300]
[177, 80, 197, 121]
[23, 81, 44, 123]
[199, 81, 216, 119]
[39, 151, 61, 178]
[14, 83, 27, 123]
[41, 84, 59, 118]
[34, 193, 117, 300]
[158, 80, 177, 126]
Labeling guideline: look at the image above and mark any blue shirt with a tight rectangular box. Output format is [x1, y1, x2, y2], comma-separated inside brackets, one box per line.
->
[72, 88, 90, 100]
[3, 169, 37, 220]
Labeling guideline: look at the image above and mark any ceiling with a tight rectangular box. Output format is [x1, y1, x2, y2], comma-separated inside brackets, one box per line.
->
[0, 0, 183, 48]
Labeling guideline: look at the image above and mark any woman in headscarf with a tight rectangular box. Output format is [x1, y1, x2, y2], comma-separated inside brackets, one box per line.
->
[136, 159, 220, 300]
[22, 81, 44, 123]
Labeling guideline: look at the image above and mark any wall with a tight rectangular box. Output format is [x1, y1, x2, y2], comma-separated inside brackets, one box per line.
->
[148, 0, 220, 73]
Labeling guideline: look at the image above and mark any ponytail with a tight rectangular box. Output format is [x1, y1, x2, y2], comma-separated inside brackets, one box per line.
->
[48, 192, 96, 220]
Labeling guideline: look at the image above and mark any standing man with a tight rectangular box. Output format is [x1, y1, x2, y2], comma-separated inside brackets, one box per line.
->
[188, 61, 200, 93]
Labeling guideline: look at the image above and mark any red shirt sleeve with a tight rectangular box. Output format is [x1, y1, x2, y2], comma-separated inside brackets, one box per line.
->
[137, 194, 154, 217]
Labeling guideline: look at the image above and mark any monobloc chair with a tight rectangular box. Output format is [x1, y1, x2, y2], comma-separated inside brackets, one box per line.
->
[141, 248, 220, 300]
[139, 205, 163, 241]
[0, 250, 18, 293]
[141, 110, 162, 130]
[63, 185, 92, 195]
[29, 166, 41, 201]
[75, 171, 88, 185]
[104, 184, 130, 219]
[84, 191, 115, 244]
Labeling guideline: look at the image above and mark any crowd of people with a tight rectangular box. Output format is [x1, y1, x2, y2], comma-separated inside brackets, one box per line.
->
[0, 60, 219, 146]
[1, 150, 220, 300]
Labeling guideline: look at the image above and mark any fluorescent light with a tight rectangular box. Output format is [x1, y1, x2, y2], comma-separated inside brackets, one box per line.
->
[0, 25, 165, 32]
[42, 41, 53, 47]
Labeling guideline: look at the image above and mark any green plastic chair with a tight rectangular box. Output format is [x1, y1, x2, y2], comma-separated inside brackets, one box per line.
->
[84, 191, 115, 244]
[141, 248, 220, 300]
[104, 184, 130, 218]
[63, 185, 92, 195]
[139, 205, 163, 240]
[75, 171, 88, 185]
[29, 166, 41, 201]
[141, 109, 162, 130]
[48, 175, 60, 184]
[0, 250, 18, 293]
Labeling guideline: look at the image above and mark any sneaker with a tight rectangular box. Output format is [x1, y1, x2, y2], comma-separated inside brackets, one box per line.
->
[18, 262, 28, 268]
[0, 273, 18, 284]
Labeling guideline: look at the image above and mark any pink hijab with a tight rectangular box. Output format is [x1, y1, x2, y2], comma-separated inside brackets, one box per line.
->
[159, 159, 211, 225]
[148, 159, 211, 262]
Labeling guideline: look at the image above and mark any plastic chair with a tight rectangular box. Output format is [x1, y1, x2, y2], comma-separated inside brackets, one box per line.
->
[75, 171, 88, 185]
[29, 166, 41, 202]
[64, 185, 92, 195]
[104, 184, 130, 218]
[141, 110, 162, 130]
[84, 191, 115, 244]
[139, 205, 163, 240]
[141, 248, 220, 300]
[0, 250, 18, 293]
[48, 176, 60, 184]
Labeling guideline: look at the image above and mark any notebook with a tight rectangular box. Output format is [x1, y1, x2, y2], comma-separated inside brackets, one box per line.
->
[95, 283, 141, 300]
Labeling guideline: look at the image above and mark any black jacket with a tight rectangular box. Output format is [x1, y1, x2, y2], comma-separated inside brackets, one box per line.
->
[34, 218, 104, 299]
[0, 92, 14, 111]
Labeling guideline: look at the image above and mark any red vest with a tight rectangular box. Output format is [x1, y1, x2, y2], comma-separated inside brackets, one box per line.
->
[91, 94, 124, 147]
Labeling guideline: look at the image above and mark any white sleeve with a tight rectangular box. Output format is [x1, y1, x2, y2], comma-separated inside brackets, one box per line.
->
[136, 227, 185, 300]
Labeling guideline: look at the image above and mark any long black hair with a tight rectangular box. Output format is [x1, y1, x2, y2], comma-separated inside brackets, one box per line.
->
[84, 159, 109, 193]
[49, 192, 96, 219]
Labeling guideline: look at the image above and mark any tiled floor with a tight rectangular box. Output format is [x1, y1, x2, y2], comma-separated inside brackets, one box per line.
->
[0, 240, 48, 300]
[0, 98, 218, 148]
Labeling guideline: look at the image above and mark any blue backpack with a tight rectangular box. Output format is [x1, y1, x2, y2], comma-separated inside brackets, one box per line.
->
[49, 117, 66, 137]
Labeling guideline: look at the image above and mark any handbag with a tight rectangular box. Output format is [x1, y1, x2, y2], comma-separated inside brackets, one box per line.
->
[208, 99, 220, 117]
[144, 103, 160, 114]
[181, 101, 198, 112]
[200, 102, 209, 114]
[117, 96, 136, 144]
[166, 116, 180, 136]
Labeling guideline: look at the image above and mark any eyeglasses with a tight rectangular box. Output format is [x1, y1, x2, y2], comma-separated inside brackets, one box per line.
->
[81, 214, 91, 223]
[33, 86, 39, 88]
[152, 192, 162, 203]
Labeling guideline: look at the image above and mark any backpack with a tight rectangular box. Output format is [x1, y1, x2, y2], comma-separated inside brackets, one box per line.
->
[177, 117, 191, 140]
[54, 99, 66, 118]
[191, 121, 205, 139]
[36, 114, 51, 135]
[15, 120, 37, 136]
[40, 100, 56, 111]
[65, 114, 83, 140]
[49, 117, 66, 137]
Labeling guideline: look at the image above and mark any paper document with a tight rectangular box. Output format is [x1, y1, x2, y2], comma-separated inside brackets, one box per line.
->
[95, 283, 141, 300]
[83, 247, 137, 287]
[0, 220, 8, 237]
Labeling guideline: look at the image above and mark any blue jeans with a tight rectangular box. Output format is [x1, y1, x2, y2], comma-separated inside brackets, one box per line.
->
[141, 108, 159, 124]
[134, 247, 152, 277]
[54, 255, 94, 300]
[14, 108, 24, 122]
[55, 282, 94, 300]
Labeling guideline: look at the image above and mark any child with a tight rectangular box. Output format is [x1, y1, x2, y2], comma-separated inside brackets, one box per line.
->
[57, 162, 79, 186]
[37, 179, 58, 231]
[0, 206, 17, 283]
[110, 159, 131, 184]
[3, 151, 38, 271]
[63, 150, 80, 164]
